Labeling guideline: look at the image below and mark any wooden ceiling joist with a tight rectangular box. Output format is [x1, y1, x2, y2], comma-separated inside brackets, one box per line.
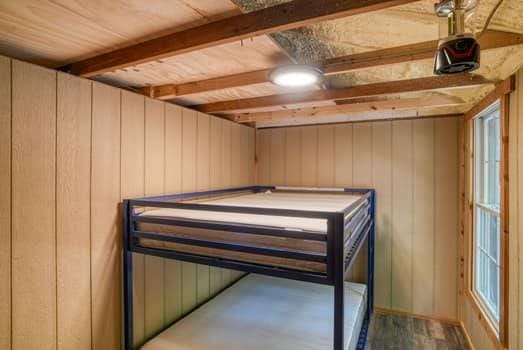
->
[193, 74, 491, 113]
[63, 0, 418, 77]
[233, 95, 464, 123]
[143, 30, 522, 100]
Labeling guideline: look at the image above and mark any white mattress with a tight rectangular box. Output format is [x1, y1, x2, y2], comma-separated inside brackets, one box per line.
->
[142, 191, 361, 233]
[141, 274, 367, 350]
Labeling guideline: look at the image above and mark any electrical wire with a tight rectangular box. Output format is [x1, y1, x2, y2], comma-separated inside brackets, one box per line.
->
[477, 0, 505, 37]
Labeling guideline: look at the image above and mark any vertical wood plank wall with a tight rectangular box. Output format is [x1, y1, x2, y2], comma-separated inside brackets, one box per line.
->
[460, 69, 523, 350]
[0, 56, 255, 349]
[256, 118, 460, 320]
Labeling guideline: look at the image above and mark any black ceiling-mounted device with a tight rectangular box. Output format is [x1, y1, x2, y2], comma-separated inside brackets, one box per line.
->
[434, 0, 480, 75]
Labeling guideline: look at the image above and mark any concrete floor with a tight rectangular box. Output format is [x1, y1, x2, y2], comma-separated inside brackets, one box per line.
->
[366, 313, 470, 349]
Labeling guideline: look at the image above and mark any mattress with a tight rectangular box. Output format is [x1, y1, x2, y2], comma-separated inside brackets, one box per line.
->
[137, 191, 361, 272]
[141, 274, 367, 350]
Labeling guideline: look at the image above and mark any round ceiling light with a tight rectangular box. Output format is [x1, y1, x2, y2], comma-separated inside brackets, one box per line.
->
[269, 64, 323, 87]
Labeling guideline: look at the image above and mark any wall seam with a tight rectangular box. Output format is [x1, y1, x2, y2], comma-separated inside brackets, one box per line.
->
[54, 70, 58, 350]
[432, 119, 437, 315]
[9, 58, 13, 350]
[89, 81, 94, 350]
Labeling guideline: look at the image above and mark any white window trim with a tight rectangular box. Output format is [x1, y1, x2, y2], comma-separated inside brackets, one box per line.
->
[471, 100, 502, 334]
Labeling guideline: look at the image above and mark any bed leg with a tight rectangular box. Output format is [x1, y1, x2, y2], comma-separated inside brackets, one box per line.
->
[123, 200, 134, 350]
[332, 213, 345, 350]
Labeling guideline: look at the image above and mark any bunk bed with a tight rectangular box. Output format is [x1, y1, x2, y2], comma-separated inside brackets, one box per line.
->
[123, 186, 375, 350]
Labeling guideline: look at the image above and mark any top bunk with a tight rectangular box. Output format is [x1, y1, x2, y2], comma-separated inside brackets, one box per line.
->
[123, 186, 375, 285]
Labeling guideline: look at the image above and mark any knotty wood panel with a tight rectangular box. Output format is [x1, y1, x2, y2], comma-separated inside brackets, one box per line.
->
[56, 72, 92, 350]
[91, 82, 121, 350]
[412, 119, 435, 316]
[334, 124, 353, 187]
[120, 90, 146, 346]
[196, 113, 211, 303]
[12, 61, 56, 350]
[164, 104, 183, 325]
[0, 56, 11, 350]
[391, 120, 413, 311]
[247, 128, 256, 184]
[256, 117, 460, 319]
[370, 121, 392, 308]
[434, 117, 458, 319]
[318, 125, 335, 187]
[301, 126, 318, 186]
[509, 69, 522, 350]
[144, 98, 166, 338]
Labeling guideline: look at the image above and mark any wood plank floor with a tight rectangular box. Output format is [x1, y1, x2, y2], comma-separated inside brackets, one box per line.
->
[366, 313, 470, 349]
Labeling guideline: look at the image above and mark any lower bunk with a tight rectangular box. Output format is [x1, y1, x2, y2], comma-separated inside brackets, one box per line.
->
[142, 274, 367, 350]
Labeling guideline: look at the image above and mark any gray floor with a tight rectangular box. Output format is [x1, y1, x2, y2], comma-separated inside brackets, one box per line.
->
[366, 313, 470, 349]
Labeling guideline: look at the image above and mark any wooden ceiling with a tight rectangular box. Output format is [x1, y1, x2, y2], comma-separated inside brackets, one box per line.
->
[0, 0, 522, 128]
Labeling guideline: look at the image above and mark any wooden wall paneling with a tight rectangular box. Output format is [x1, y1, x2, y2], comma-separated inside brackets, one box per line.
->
[256, 128, 272, 185]
[56, 72, 92, 350]
[11, 60, 57, 350]
[221, 120, 232, 188]
[247, 127, 255, 184]
[369, 121, 392, 308]
[181, 108, 198, 313]
[270, 128, 286, 185]
[284, 127, 301, 186]
[317, 125, 335, 187]
[196, 113, 211, 303]
[144, 98, 166, 338]
[90, 82, 121, 350]
[240, 126, 250, 186]
[391, 120, 414, 312]
[209, 116, 224, 293]
[229, 123, 245, 281]
[209, 117, 223, 190]
[434, 117, 458, 318]
[412, 119, 435, 316]
[300, 126, 318, 187]
[164, 104, 183, 324]
[0, 56, 11, 350]
[510, 69, 522, 350]
[457, 117, 464, 322]
[334, 124, 353, 187]
[120, 90, 146, 346]
[231, 123, 241, 187]
[353, 123, 373, 187]
[220, 120, 233, 284]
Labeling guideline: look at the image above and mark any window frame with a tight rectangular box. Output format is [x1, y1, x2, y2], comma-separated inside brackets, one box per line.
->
[468, 97, 509, 346]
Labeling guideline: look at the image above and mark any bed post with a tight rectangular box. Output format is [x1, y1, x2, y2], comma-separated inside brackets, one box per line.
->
[123, 200, 134, 350]
[332, 213, 345, 350]
[368, 190, 375, 317]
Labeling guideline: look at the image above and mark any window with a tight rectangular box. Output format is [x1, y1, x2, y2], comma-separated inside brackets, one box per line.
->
[472, 101, 501, 328]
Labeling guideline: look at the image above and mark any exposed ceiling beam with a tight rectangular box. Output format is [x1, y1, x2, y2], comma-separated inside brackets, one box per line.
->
[192, 74, 491, 113]
[233, 95, 464, 123]
[63, 0, 418, 77]
[143, 30, 522, 100]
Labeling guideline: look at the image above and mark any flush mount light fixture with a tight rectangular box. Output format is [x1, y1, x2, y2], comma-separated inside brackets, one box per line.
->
[269, 64, 323, 87]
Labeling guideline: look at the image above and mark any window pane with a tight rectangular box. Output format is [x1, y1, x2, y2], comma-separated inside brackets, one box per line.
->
[473, 102, 501, 324]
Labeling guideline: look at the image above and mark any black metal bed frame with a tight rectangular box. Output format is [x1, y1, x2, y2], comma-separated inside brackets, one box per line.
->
[122, 186, 375, 350]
